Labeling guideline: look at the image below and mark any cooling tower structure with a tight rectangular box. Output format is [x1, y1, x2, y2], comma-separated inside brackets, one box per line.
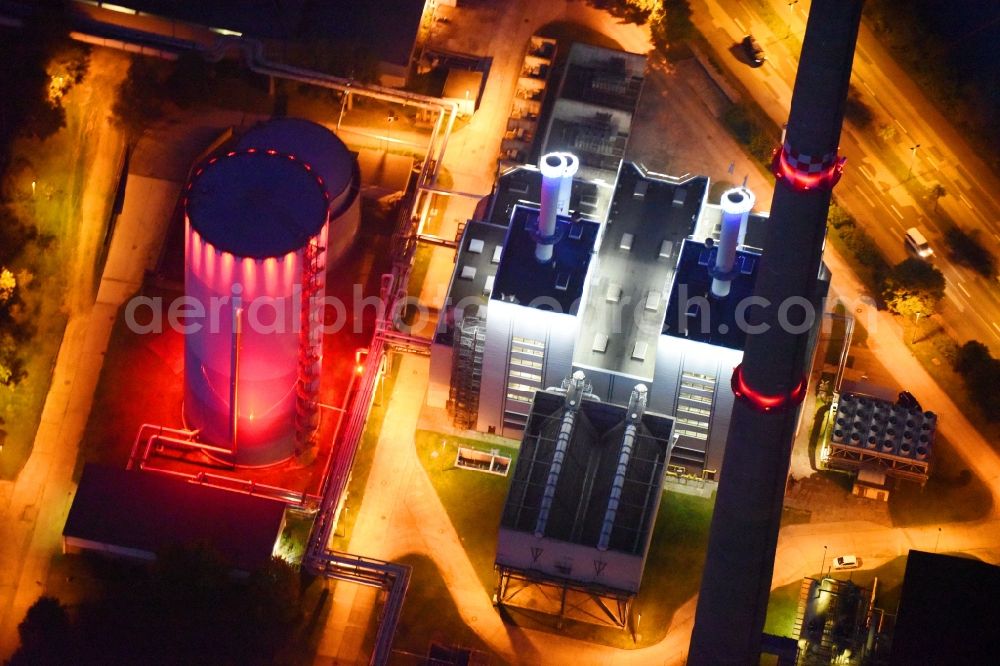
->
[183, 119, 359, 467]
[688, 0, 863, 662]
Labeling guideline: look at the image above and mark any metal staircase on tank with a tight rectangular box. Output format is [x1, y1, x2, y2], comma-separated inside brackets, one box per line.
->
[295, 238, 326, 448]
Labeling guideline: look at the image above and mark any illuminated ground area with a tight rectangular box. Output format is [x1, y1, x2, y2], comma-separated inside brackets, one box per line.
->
[78, 198, 399, 491]
[411, 429, 714, 650]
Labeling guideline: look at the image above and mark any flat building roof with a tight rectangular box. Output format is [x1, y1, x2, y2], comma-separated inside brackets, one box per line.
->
[662, 239, 761, 350]
[64, 464, 286, 573]
[490, 205, 600, 315]
[500, 389, 672, 556]
[435, 221, 508, 345]
[574, 164, 707, 381]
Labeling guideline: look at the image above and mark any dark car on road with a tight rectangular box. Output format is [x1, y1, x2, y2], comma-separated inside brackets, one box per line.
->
[742, 35, 766, 66]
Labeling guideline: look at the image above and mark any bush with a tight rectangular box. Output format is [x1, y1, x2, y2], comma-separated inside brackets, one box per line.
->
[721, 103, 777, 166]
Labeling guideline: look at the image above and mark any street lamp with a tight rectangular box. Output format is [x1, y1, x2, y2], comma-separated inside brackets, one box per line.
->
[934, 527, 941, 553]
[786, 1, 799, 39]
[907, 143, 921, 180]
[386, 112, 398, 151]
[820, 544, 828, 576]
[912, 311, 924, 344]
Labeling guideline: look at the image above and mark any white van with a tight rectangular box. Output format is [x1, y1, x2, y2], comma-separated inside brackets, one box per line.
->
[905, 227, 933, 259]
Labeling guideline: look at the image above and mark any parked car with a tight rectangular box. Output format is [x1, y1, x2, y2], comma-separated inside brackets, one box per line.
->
[742, 35, 766, 66]
[833, 554, 861, 570]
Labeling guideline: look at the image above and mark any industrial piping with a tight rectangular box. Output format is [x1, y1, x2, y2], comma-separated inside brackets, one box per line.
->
[533, 370, 588, 537]
[597, 384, 647, 551]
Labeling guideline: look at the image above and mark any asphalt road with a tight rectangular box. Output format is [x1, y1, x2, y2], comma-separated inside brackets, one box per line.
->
[693, 0, 1000, 353]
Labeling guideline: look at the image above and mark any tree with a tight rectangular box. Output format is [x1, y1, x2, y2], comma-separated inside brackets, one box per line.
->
[112, 56, 170, 141]
[945, 226, 996, 278]
[930, 183, 946, 212]
[954, 341, 1000, 420]
[239, 556, 302, 656]
[955, 340, 992, 376]
[876, 122, 897, 142]
[881, 258, 945, 316]
[8, 596, 74, 666]
[844, 89, 874, 129]
[0, 268, 27, 386]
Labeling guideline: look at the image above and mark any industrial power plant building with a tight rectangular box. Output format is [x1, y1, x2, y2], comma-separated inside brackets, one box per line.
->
[429, 155, 816, 482]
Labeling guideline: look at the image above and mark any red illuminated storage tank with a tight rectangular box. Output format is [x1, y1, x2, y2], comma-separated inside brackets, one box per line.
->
[183, 121, 356, 467]
[236, 118, 360, 265]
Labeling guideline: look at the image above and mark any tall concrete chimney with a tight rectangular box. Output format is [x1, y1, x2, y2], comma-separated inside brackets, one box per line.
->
[688, 1, 861, 663]
[536, 152, 566, 263]
[556, 152, 579, 215]
[710, 187, 755, 298]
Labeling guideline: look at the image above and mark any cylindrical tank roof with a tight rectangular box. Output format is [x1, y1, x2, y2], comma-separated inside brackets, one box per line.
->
[185, 148, 330, 259]
[237, 118, 355, 201]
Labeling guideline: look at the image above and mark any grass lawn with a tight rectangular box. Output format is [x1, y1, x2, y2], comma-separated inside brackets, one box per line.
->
[765, 555, 909, 637]
[1, 48, 128, 478]
[392, 553, 500, 663]
[276, 508, 317, 567]
[415, 429, 715, 649]
[414, 430, 518, 595]
[0, 300, 67, 478]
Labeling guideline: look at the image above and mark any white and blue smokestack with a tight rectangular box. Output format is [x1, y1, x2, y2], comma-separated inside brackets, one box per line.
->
[556, 152, 579, 215]
[536, 152, 567, 263]
[711, 187, 756, 298]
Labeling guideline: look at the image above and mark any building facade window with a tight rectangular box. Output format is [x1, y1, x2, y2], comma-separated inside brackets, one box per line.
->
[679, 390, 713, 405]
[678, 404, 711, 417]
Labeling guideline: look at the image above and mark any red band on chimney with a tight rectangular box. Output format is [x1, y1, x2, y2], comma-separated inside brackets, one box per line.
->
[731, 364, 806, 413]
[771, 142, 845, 192]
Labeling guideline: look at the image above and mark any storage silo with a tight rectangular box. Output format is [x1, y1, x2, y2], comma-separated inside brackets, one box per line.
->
[183, 133, 344, 467]
[236, 118, 360, 266]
